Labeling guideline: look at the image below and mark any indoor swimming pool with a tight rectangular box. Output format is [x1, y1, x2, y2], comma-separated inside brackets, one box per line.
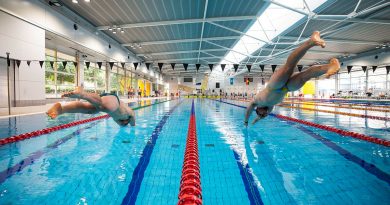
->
[0, 98, 389, 205]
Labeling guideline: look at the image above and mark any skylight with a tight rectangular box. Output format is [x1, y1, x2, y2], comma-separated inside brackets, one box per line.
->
[213, 0, 328, 77]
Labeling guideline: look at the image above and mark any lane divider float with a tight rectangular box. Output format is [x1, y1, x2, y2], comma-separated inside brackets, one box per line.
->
[177, 100, 202, 205]
[279, 105, 390, 121]
[218, 99, 390, 147]
[282, 101, 390, 112]
[0, 99, 173, 146]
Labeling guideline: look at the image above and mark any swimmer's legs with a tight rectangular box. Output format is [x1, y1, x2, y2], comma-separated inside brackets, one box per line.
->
[47, 102, 98, 119]
[286, 58, 340, 91]
[267, 31, 326, 90]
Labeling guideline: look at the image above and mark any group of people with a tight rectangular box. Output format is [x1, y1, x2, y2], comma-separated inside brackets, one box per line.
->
[47, 31, 340, 127]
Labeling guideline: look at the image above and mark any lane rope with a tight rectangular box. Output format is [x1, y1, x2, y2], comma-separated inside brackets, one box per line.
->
[218, 99, 390, 147]
[282, 101, 390, 112]
[177, 100, 202, 205]
[0, 99, 173, 146]
[278, 104, 390, 121]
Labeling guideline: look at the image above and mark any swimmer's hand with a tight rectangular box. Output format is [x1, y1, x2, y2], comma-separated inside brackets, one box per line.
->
[61, 86, 83, 98]
[244, 121, 248, 127]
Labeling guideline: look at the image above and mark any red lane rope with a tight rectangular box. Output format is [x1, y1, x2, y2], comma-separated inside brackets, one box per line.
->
[220, 99, 390, 147]
[177, 101, 202, 205]
[0, 99, 173, 146]
[273, 114, 390, 147]
[0, 115, 109, 146]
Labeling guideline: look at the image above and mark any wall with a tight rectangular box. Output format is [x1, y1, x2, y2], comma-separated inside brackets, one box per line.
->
[0, 11, 45, 106]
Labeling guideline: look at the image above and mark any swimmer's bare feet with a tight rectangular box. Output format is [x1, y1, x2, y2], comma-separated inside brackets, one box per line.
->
[324, 58, 340, 78]
[309, 31, 326, 48]
[47, 103, 62, 119]
[62, 86, 83, 98]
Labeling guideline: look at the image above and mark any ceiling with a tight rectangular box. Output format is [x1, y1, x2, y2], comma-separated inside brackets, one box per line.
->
[55, 0, 390, 78]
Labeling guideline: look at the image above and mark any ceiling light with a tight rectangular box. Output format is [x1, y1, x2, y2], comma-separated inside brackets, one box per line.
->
[121, 28, 124, 33]
[113, 30, 116, 34]
[84, 0, 90, 2]
[72, 0, 78, 3]
[108, 27, 112, 31]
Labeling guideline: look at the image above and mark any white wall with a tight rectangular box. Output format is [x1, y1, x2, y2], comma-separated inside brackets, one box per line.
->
[0, 11, 45, 105]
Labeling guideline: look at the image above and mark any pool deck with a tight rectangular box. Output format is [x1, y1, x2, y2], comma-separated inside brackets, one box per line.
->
[0, 97, 170, 118]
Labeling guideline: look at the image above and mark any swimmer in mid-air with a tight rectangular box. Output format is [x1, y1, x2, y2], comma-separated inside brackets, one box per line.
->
[47, 87, 135, 126]
[244, 31, 340, 126]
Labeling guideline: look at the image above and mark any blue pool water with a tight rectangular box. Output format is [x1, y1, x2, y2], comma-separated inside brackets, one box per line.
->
[0, 98, 389, 204]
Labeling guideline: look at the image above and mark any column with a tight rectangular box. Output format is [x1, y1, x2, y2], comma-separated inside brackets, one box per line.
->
[105, 62, 110, 93]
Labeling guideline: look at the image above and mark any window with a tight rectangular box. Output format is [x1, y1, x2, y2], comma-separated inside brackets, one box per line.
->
[84, 63, 106, 94]
[45, 49, 76, 98]
[184, 77, 193, 82]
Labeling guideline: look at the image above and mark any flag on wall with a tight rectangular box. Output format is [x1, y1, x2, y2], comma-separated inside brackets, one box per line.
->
[158, 63, 163, 71]
[372, 66, 377, 73]
[183, 63, 188, 71]
[109, 62, 114, 69]
[362, 66, 367, 73]
[347, 66, 352, 73]
[233, 64, 239, 72]
[386, 66, 390, 75]
[271, 65, 277, 73]
[145, 63, 150, 70]
[97, 62, 102, 69]
[208, 64, 213, 71]
[62, 61, 67, 68]
[259, 64, 265, 72]
[27, 61, 31, 66]
[86, 62, 90, 69]
[121, 62, 126, 68]
[73, 62, 78, 67]
[221, 64, 226, 71]
[246, 64, 252, 72]
[16, 60, 21, 68]
[171, 63, 176, 70]
[39, 61, 44, 68]
[196, 64, 201, 71]
[133, 62, 139, 70]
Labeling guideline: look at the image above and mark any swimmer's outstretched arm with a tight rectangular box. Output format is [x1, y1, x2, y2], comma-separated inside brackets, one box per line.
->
[244, 101, 256, 126]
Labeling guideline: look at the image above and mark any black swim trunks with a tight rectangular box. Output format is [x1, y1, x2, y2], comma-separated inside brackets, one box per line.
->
[100, 93, 120, 104]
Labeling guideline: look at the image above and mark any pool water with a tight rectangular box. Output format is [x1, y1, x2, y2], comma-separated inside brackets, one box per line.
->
[0, 98, 389, 204]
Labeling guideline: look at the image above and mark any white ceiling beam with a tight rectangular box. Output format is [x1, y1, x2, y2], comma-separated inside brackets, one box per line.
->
[137, 49, 226, 56]
[280, 36, 380, 45]
[155, 56, 223, 62]
[313, 16, 390, 25]
[97, 16, 257, 30]
[122, 36, 240, 46]
[197, 0, 209, 63]
[208, 21, 269, 44]
[204, 40, 255, 58]
[265, 0, 310, 16]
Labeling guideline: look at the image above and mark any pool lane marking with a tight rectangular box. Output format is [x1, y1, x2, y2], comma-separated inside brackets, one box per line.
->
[0, 100, 175, 185]
[218, 100, 390, 147]
[215, 100, 390, 185]
[202, 100, 264, 204]
[233, 151, 264, 205]
[121, 101, 183, 205]
[0, 99, 174, 146]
